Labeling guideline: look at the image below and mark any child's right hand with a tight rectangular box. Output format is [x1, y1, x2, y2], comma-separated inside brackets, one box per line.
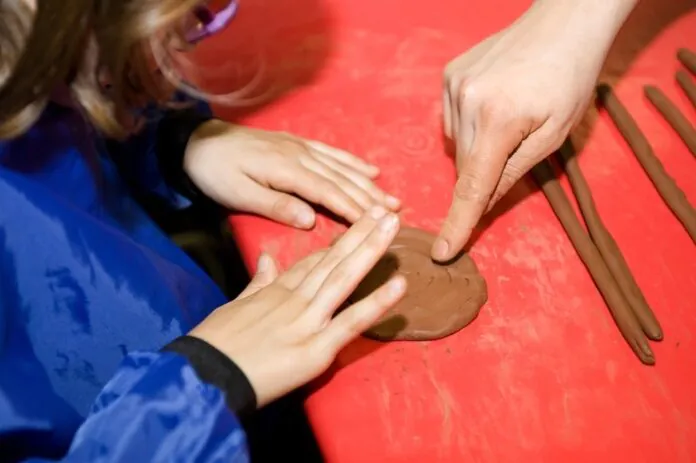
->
[189, 206, 406, 408]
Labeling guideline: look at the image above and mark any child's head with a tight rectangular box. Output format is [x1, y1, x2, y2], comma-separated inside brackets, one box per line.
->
[0, 0, 236, 140]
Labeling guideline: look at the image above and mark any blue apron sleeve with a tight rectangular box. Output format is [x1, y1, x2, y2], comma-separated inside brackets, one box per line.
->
[106, 97, 215, 210]
[25, 351, 250, 463]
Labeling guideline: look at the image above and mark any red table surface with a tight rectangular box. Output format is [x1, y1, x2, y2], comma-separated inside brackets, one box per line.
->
[193, 0, 696, 461]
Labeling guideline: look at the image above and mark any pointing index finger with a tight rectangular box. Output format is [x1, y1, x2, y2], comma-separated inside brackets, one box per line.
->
[433, 113, 525, 261]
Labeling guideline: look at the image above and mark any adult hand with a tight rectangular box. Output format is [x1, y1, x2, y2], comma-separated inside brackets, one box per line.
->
[184, 120, 401, 228]
[189, 206, 406, 408]
[433, 0, 638, 261]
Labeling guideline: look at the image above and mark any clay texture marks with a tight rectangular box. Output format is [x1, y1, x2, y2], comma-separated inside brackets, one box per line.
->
[676, 70, 696, 109]
[597, 85, 696, 243]
[532, 160, 654, 365]
[558, 143, 662, 341]
[349, 227, 487, 341]
[644, 85, 696, 157]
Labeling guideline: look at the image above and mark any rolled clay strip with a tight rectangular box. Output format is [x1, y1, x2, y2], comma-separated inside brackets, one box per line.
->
[677, 48, 696, 75]
[531, 160, 654, 365]
[597, 84, 696, 243]
[676, 70, 696, 109]
[557, 142, 663, 341]
[644, 85, 696, 157]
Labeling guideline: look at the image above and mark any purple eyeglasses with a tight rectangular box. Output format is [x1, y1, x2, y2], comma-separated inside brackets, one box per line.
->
[185, 0, 239, 44]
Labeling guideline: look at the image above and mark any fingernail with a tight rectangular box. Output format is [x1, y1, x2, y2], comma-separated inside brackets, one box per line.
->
[257, 253, 270, 273]
[294, 209, 315, 228]
[387, 277, 406, 295]
[379, 213, 398, 231]
[433, 238, 449, 259]
[368, 206, 387, 220]
[386, 195, 401, 209]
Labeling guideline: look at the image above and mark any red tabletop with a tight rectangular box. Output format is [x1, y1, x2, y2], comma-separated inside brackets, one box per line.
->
[198, 0, 696, 460]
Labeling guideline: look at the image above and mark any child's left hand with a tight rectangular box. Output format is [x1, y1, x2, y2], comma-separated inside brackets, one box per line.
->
[183, 120, 401, 228]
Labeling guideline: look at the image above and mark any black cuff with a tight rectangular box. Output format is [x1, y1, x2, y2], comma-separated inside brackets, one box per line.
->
[162, 335, 257, 417]
[155, 107, 214, 202]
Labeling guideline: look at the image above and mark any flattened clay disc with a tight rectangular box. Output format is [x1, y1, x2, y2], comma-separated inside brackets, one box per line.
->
[349, 227, 487, 341]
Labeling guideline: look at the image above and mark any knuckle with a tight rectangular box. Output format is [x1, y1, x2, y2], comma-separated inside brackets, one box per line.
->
[456, 79, 480, 105]
[308, 339, 335, 365]
[479, 99, 512, 125]
[453, 173, 491, 205]
[309, 174, 334, 195]
[501, 163, 525, 184]
[327, 265, 353, 288]
[287, 290, 314, 313]
[309, 249, 328, 262]
[324, 186, 348, 205]
[439, 219, 460, 237]
[278, 138, 305, 157]
[289, 315, 323, 340]
[292, 252, 327, 278]
[344, 312, 370, 337]
[346, 172, 370, 188]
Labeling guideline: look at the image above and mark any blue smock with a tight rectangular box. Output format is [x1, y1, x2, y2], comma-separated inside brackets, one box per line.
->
[0, 100, 249, 461]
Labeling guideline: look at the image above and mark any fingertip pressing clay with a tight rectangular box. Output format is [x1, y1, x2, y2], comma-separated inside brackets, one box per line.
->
[349, 227, 487, 341]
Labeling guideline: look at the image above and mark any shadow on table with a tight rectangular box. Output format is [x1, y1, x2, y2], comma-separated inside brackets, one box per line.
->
[247, 335, 395, 462]
[244, 339, 395, 462]
[244, 389, 326, 463]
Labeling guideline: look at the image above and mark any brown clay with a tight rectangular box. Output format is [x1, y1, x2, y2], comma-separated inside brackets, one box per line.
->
[597, 84, 696, 243]
[676, 70, 696, 109]
[558, 142, 663, 341]
[644, 85, 696, 157]
[350, 227, 487, 341]
[531, 160, 654, 365]
[677, 48, 696, 75]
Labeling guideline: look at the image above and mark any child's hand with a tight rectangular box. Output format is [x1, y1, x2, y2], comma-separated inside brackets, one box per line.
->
[189, 206, 406, 408]
[184, 120, 401, 228]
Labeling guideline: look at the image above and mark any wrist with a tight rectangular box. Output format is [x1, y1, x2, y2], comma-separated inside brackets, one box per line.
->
[524, 0, 638, 73]
[156, 108, 215, 202]
[163, 335, 258, 416]
[532, 0, 638, 40]
[183, 119, 243, 191]
[183, 119, 226, 177]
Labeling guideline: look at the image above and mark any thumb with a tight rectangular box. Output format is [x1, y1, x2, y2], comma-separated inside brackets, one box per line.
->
[237, 253, 279, 299]
[236, 178, 317, 230]
[433, 115, 525, 262]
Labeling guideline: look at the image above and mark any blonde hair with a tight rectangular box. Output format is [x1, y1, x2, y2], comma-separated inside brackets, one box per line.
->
[0, 0, 204, 140]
